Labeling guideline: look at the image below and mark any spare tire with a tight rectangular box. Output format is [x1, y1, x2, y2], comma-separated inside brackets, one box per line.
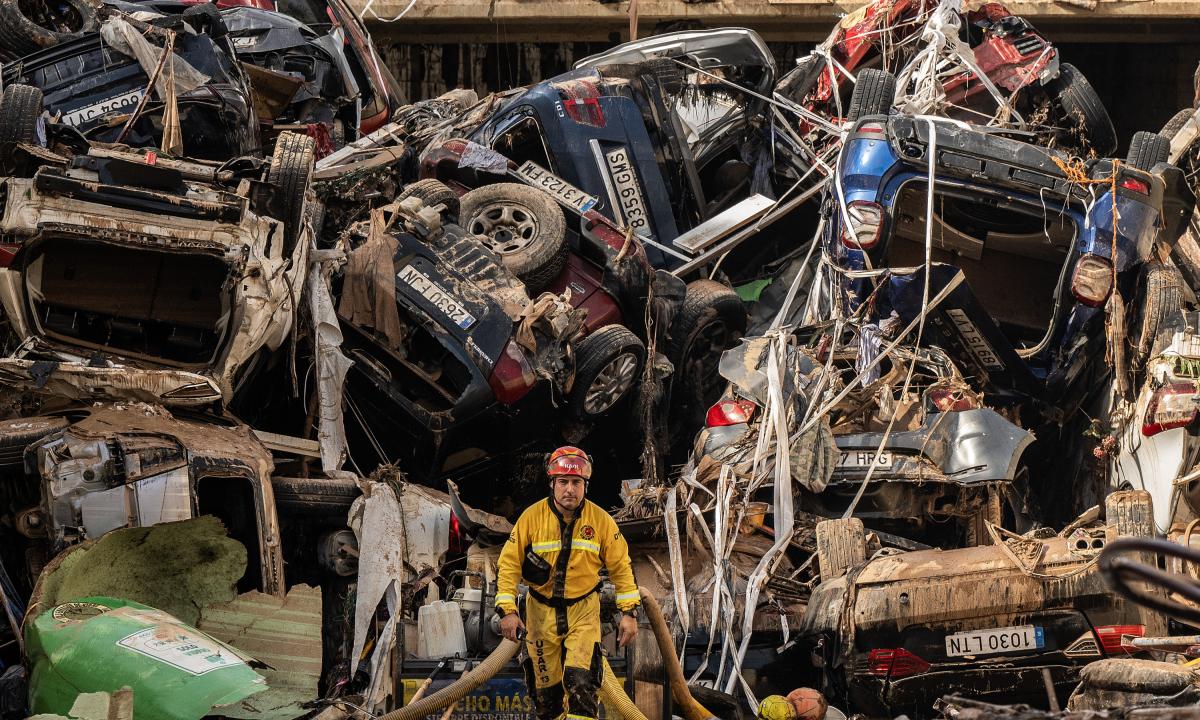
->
[668, 279, 747, 408]
[1126, 130, 1171, 170]
[267, 131, 316, 253]
[398, 178, 460, 220]
[1161, 108, 1196, 141]
[567, 325, 645, 419]
[0, 83, 42, 144]
[0, 0, 98, 57]
[846, 68, 896, 123]
[459, 182, 568, 292]
[1047, 63, 1117, 157]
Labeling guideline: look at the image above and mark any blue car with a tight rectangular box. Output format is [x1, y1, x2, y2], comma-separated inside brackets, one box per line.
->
[826, 90, 1193, 407]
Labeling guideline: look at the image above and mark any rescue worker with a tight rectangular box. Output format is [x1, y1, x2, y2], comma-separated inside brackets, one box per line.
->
[495, 446, 640, 720]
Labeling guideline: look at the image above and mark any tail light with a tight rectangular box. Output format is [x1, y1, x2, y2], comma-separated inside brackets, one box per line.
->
[1142, 382, 1200, 436]
[1094, 624, 1144, 655]
[706, 399, 758, 428]
[448, 512, 464, 555]
[0, 242, 18, 268]
[1120, 177, 1150, 194]
[926, 385, 981, 413]
[839, 201, 884, 251]
[867, 648, 930, 679]
[564, 97, 605, 128]
[489, 340, 538, 405]
[1071, 254, 1114, 307]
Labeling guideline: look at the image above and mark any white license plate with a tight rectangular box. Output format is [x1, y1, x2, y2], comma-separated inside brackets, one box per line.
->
[397, 265, 476, 330]
[604, 146, 651, 235]
[836, 450, 893, 469]
[945, 625, 1045, 658]
[61, 90, 144, 127]
[514, 161, 597, 213]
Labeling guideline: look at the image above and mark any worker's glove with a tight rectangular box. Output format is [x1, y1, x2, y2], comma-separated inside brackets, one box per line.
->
[500, 611, 526, 643]
[617, 612, 638, 649]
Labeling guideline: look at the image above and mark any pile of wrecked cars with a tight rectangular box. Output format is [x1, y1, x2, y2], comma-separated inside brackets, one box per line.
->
[3, 0, 1200, 719]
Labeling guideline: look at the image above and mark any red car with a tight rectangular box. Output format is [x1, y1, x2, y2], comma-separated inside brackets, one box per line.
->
[778, 0, 1116, 156]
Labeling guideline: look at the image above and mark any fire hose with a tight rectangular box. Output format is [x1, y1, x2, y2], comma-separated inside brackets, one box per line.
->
[376, 587, 716, 720]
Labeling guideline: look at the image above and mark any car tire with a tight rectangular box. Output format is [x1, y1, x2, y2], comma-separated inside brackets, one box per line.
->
[567, 325, 646, 419]
[271, 475, 362, 515]
[846, 68, 896, 123]
[0, 415, 68, 466]
[0, 0, 97, 56]
[1134, 263, 1186, 363]
[0, 83, 43, 147]
[1126, 130, 1171, 170]
[459, 182, 568, 292]
[398, 178, 460, 220]
[667, 279, 748, 411]
[1047, 63, 1117, 157]
[1161, 108, 1195, 141]
[267, 130, 316, 253]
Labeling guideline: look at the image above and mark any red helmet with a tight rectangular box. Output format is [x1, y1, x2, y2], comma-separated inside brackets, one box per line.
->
[547, 446, 592, 479]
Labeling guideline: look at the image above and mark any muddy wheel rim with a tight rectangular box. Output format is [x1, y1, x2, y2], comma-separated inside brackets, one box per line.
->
[583, 351, 639, 415]
[466, 200, 540, 255]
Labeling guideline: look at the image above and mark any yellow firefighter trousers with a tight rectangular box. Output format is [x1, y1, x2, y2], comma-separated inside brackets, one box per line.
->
[523, 592, 603, 720]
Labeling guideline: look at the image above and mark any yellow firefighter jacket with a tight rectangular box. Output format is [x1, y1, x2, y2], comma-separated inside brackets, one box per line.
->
[495, 498, 640, 614]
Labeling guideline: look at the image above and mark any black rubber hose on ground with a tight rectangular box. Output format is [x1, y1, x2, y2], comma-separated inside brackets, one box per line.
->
[375, 638, 649, 719]
[376, 639, 520, 720]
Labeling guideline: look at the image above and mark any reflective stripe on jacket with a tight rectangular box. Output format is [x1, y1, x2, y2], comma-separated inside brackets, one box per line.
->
[495, 498, 640, 614]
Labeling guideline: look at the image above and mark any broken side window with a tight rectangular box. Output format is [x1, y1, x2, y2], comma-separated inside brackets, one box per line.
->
[492, 114, 555, 172]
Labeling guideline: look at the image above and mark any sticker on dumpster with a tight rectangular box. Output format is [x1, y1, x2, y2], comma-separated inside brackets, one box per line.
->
[117, 625, 246, 675]
[51, 602, 112, 622]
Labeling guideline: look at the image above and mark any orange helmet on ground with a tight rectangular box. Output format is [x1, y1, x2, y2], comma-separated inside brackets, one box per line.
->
[547, 446, 592, 479]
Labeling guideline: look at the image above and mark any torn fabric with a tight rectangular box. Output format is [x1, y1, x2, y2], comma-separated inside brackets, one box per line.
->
[338, 208, 404, 351]
[308, 250, 352, 472]
[99, 18, 209, 100]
